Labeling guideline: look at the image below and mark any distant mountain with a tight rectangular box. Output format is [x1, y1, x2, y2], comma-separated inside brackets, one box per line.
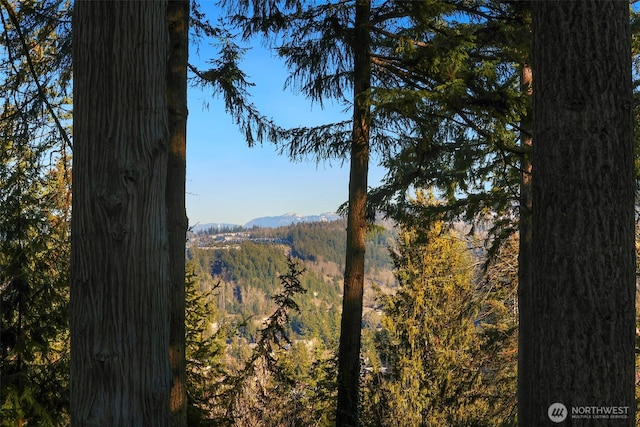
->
[244, 212, 341, 229]
[190, 212, 342, 233]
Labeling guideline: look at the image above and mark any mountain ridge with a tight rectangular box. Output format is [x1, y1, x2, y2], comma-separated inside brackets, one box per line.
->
[190, 211, 341, 232]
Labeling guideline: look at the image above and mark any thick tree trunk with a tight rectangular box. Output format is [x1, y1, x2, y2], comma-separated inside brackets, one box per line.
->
[335, 1, 370, 426]
[527, 2, 635, 425]
[166, 1, 189, 426]
[70, 1, 171, 425]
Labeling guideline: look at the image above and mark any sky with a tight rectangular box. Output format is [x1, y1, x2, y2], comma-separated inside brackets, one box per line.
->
[185, 7, 385, 227]
[185, 3, 640, 227]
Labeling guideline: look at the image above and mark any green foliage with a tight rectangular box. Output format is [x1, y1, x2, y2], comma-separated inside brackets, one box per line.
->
[10, 1, 635, 423]
[476, 235, 518, 424]
[361, 195, 517, 426]
[208, 257, 337, 426]
[215, 1, 532, 248]
[189, 0, 286, 149]
[188, 219, 395, 345]
[212, 242, 290, 293]
[285, 220, 347, 264]
[363, 220, 486, 426]
[247, 219, 395, 273]
[0, 1, 72, 424]
[0, 0, 72, 148]
[0, 134, 71, 426]
[184, 264, 229, 426]
[181, 253, 341, 426]
[367, 1, 533, 256]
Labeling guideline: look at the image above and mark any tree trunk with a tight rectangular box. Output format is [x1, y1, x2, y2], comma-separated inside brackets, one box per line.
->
[166, 1, 189, 426]
[527, 2, 635, 425]
[335, 1, 371, 426]
[517, 62, 533, 423]
[70, 1, 171, 425]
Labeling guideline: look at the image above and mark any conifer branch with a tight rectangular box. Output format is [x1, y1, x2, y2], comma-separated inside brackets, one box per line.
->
[0, 0, 72, 150]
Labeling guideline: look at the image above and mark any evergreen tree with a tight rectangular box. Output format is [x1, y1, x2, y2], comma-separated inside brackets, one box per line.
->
[210, 257, 314, 426]
[362, 204, 488, 426]
[183, 264, 228, 426]
[0, 1, 72, 424]
[360, 193, 519, 426]
[335, 1, 371, 422]
[0, 150, 71, 426]
[478, 234, 519, 425]
[0, 0, 72, 151]
[367, 1, 531, 254]
[209, 3, 532, 421]
[214, 2, 409, 422]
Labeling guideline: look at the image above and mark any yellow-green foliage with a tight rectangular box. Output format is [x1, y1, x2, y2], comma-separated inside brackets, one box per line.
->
[371, 221, 482, 426]
[362, 208, 517, 426]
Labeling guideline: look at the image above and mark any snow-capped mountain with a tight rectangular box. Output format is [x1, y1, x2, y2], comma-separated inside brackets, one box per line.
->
[243, 212, 341, 228]
[190, 212, 341, 233]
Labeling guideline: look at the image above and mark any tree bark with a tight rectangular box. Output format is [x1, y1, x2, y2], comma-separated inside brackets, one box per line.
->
[166, 1, 189, 426]
[71, 1, 171, 425]
[336, 1, 371, 426]
[527, 2, 635, 425]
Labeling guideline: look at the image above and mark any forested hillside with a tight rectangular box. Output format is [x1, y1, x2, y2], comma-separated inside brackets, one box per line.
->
[180, 214, 521, 425]
[187, 219, 396, 344]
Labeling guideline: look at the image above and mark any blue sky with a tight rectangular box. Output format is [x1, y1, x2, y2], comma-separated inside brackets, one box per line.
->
[185, 9, 385, 226]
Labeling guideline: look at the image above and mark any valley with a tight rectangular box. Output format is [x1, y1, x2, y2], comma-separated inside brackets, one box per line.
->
[186, 218, 398, 345]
